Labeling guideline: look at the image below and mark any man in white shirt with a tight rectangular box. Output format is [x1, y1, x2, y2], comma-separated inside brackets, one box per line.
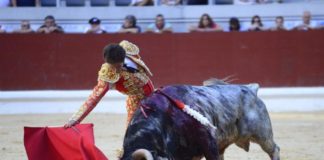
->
[146, 14, 172, 33]
[293, 11, 318, 31]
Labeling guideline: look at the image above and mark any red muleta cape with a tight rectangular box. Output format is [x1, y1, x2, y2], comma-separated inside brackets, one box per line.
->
[24, 123, 108, 160]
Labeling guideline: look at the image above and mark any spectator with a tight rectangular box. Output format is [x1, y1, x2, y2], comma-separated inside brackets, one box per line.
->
[37, 15, 64, 34]
[160, 0, 181, 6]
[234, 0, 255, 5]
[0, 25, 5, 33]
[13, 20, 34, 33]
[130, 0, 153, 6]
[189, 13, 223, 32]
[269, 16, 287, 31]
[146, 14, 172, 33]
[248, 15, 266, 31]
[11, 0, 40, 7]
[229, 17, 241, 32]
[234, 0, 272, 4]
[86, 17, 106, 34]
[293, 11, 317, 31]
[255, 0, 271, 4]
[118, 15, 141, 34]
[0, 0, 10, 7]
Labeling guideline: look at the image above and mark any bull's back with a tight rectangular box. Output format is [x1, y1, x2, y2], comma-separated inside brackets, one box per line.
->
[161, 85, 247, 126]
[162, 84, 269, 134]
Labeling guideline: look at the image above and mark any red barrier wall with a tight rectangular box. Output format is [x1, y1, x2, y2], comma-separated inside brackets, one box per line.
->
[1, 31, 324, 90]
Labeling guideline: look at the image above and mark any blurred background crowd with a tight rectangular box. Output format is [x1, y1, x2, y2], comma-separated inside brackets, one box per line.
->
[0, 0, 323, 33]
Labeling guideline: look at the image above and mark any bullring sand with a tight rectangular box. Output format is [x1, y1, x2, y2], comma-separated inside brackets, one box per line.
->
[1, 112, 324, 160]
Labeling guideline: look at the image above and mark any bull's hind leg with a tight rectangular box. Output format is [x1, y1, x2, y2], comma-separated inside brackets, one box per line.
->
[256, 138, 280, 160]
[249, 99, 280, 160]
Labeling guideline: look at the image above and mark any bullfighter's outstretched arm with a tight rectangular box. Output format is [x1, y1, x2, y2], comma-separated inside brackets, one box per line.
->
[66, 63, 120, 127]
[69, 80, 110, 124]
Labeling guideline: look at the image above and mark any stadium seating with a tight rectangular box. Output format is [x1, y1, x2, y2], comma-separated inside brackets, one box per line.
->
[66, 0, 86, 6]
[215, 0, 233, 5]
[40, 0, 57, 7]
[90, 0, 109, 6]
[16, 0, 36, 6]
[186, 0, 208, 5]
[115, 0, 132, 6]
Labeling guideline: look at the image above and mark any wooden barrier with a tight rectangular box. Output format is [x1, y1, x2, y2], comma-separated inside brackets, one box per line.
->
[1, 31, 324, 90]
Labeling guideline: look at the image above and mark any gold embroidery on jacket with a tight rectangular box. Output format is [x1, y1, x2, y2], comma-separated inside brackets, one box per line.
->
[118, 67, 150, 124]
[119, 68, 149, 96]
[98, 63, 120, 83]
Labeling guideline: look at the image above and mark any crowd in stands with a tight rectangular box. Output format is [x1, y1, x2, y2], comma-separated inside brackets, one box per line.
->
[0, 15, 64, 34]
[190, 11, 323, 32]
[0, 10, 323, 34]
[0, 0, 321, 7]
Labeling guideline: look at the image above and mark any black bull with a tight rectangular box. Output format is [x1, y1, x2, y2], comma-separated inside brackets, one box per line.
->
[120, 80, 280, 160]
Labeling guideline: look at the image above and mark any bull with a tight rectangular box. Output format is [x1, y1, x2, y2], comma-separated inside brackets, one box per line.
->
[119, 79, 280, 160]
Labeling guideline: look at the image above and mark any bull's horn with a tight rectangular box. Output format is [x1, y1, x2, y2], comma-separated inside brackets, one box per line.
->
[131, 149, 153, 160]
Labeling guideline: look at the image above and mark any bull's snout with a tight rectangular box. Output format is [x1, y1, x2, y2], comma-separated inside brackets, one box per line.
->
[131, 149, 153, 160]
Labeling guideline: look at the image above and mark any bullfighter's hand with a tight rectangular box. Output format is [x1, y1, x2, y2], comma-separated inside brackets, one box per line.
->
[64, 119, 78, 128]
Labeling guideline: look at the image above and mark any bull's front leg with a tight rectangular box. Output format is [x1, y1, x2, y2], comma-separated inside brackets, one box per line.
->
[195, 128, 220, 160]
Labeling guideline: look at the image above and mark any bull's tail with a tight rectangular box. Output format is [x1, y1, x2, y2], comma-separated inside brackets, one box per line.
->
[203, 75, 237, 86]
[203, 77, 259, 96]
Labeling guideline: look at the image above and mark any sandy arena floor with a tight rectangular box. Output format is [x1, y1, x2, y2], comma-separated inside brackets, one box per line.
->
[0, 112, 324, 160]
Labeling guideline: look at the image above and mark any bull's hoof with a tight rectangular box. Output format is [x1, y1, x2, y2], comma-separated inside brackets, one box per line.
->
[272, 146, 280, 160]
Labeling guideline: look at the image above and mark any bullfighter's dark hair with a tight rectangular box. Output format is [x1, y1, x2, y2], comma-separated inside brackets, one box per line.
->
[103, 44, 126, 64]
